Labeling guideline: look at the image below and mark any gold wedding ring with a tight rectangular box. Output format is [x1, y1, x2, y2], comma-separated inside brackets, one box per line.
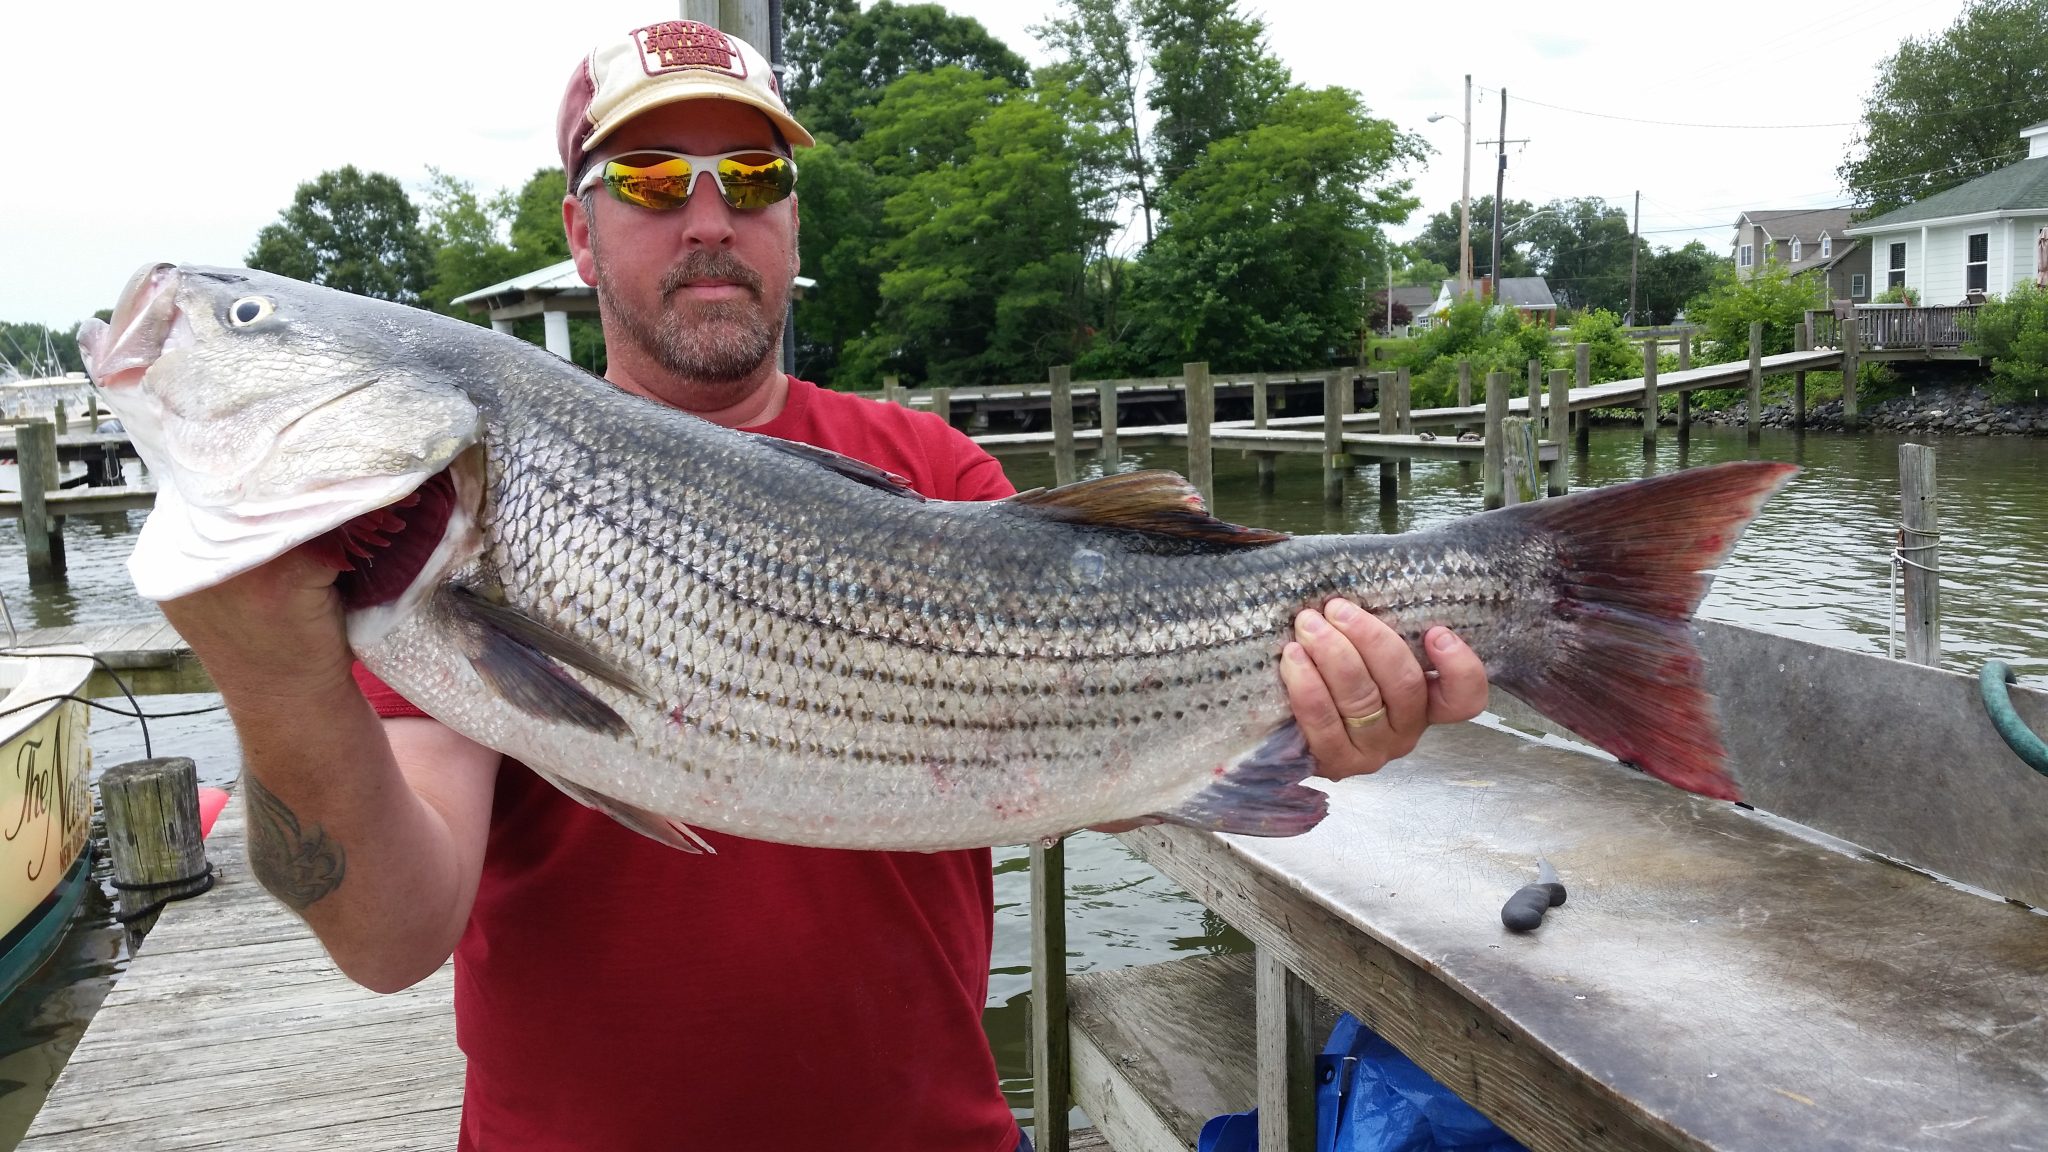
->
[1342, 707, 1386, 729]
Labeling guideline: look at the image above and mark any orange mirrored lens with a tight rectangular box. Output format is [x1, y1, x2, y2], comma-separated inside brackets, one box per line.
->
[601, 153, 794, 212]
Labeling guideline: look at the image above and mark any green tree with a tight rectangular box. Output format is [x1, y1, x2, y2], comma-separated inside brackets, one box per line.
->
[1519, 197, 1638, 314]
[792, 137, 886, 383]
[1636, 241, 1721, 326]
[1685, 259, 1822, 361]
[1968, 282, 2048, 402]
[1123, 85, 1422, 371]
[1134, 0, 1289, 183]
[1034, 0, 1155, 242]
[420, 169, 522, 320]
[247, 166, 431, 303]
[1396, 296, 1558, 405]
[0, 321, 87, 377]
[839, 69, 1110, 386]
[1840, 0, 2048, 216]
[1564, 309, 1646, 384]
[1407, 195, 1537, 285]
[508, 169, 572, 266]
[802, 2, 1030, 143]
[783, 0, 861, 114]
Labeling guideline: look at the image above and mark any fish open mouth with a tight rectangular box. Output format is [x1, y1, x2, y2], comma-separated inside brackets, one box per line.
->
[301, 468, 462, 611]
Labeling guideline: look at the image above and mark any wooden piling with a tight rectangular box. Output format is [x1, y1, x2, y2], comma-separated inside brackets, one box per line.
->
[1527, 358, 1541, 407]
[1641, 340, 1660, 451]
[1395, 368, 1413, 482]
[931, 386, 952, 429]
[1256, 950, 1318, 1152]
[1678, 331, 1692, 371]
[1376, 372, 1398, 497]
[1095, 382, 1118, 469]
[1457, 360, 1472, 409]
[1793, 322, 1809, 429]
[52, 401, 67, 436]
[100, 756, 207, 943]
[1841, 317, 1861, 429]
[1051, 366, 1077, 486]
[1574, 344, 1591, 451]
[1483, 371, 1507, 510]
[1899, 444, 1940, 667]
[1501, 416, 1539, 505]
[1747, 321, 1764, 444]
[1546, 368, 1569, 496]
[1029, 840, 1070, 1152]
[1322, 374, 1346, 508]
[1185, 362, 1214, 507]
[1676, 332, 1692, 436]
[17, 420, 64, 582]
[882, 374, 902, 406]
[1252, 373, 1274, 493]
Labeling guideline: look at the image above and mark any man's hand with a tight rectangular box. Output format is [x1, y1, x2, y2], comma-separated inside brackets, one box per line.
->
[156, 548, 354, 705]
[1280, 599, 1488, 779]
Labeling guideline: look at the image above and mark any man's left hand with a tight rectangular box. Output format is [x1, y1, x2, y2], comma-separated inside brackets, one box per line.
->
[1280, 599, 1488, 779]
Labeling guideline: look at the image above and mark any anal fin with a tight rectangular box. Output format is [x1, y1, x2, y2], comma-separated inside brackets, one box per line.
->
[544, 774, 715, 855]
[1151, 722, 1328, 837]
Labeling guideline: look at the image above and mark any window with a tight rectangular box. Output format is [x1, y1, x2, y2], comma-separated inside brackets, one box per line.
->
[1738, 244, 1754, 268]
[1851, 273, 1867, 297]
[1821, 234, 1832, 258]
[1791, 238, 1803, 262]
[1889, 242, 1907, 289]
[1966, 232, 1989, 293]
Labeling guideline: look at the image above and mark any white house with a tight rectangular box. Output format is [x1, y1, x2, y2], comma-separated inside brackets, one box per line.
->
[1843, 121, 2048, 304]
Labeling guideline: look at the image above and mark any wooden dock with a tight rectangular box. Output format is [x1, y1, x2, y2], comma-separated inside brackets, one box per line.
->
[22, 789, 1113, 1148]
[1036, 620, 2048, 1152]
[2, 620, 208, 697]
[18, 798, 468, 1151]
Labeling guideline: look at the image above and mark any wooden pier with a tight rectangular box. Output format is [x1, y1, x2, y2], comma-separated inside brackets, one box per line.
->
[0, 621, 207, 698]
[1035, 620, 2048, 1152]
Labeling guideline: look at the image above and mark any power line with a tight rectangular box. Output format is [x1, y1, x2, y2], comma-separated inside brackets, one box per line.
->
[1503, 94, 1852, 131]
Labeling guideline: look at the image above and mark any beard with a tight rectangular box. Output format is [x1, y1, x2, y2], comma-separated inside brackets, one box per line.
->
[595, 246, 787, 404]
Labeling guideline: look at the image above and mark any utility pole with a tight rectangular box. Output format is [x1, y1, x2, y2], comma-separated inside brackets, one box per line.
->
[1459, 74, 1473, 301]
[1628, 190, 1641, 326]
[1489, 87, 1507, 305]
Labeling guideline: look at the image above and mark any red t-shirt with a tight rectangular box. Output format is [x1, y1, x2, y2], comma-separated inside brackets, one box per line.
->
[353, 378, 1019, 1151]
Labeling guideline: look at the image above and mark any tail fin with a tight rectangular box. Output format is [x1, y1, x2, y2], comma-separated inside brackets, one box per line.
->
[1491, 461, 1796, 801]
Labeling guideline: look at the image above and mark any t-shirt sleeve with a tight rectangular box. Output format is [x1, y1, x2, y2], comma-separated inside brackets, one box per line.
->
[351, 661, 432, 720]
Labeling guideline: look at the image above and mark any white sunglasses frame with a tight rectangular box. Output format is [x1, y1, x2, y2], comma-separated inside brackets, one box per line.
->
[575, 149, 799, 210]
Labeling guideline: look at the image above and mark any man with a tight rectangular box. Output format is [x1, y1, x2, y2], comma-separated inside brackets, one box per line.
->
[161, 20, 1490, 1151]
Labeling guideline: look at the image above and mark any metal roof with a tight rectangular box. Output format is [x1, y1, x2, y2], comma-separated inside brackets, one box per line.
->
[450, 260, 594, 312]
[449, 259, 819, 313]
[1846, 156, 2048, 233]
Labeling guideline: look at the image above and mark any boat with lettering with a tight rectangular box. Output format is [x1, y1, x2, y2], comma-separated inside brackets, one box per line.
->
[0, 646, 93, 1002]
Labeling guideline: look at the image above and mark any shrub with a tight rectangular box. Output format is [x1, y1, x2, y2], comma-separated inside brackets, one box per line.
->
[1399, 297, 1560, 407]
[1685, 260, 1824, 361]
[1969, 283, 2048, 402]
[1561, 309, 1643, 384]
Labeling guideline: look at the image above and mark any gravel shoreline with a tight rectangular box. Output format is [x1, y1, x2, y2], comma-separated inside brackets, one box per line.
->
[1680, 383, 2048, 436]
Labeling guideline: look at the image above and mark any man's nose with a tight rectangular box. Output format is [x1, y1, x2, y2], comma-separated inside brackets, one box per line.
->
[674, 172, 735, 246]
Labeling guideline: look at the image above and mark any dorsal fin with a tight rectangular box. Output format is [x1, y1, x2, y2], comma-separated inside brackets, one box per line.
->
[757, 438, 926, 500]
[1002, 470, 1289, 551]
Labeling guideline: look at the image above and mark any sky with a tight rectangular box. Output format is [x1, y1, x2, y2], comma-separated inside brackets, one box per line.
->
[0, 0, 1975, 329]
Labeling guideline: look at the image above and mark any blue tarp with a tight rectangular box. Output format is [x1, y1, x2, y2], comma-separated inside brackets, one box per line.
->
[1196, 1014, 1527, 1152]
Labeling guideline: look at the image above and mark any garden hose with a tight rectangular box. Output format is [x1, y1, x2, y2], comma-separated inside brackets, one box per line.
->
[1979, 661, 2048, 777]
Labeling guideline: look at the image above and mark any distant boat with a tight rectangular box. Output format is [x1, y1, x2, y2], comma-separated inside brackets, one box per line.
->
[0, 647, 94, 1002]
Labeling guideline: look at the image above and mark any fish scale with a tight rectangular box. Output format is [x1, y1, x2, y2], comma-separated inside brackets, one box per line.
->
[80, 264, 1797, 852]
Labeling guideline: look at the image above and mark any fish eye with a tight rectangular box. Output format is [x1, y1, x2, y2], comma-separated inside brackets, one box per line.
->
[228, 297, 273, 326]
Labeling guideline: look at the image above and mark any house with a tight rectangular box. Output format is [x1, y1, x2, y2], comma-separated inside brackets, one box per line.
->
[1376, 284, 1438, 335]
[1422, 276, 1559, 327]
[1732, 208, 1872, 303]
[1843, 122, 2048, 304]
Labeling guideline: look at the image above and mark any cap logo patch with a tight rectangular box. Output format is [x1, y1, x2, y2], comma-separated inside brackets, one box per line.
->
[633, 21, 747, 80]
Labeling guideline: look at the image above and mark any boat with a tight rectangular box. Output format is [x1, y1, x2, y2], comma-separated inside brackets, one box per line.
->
[0, 646, 94, 1003]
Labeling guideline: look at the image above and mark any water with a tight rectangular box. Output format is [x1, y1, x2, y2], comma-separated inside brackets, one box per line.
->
[0, 423, 2043, 1142]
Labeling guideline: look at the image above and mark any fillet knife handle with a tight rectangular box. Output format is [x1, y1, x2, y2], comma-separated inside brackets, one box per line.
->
[1501, 858, 1568, 933]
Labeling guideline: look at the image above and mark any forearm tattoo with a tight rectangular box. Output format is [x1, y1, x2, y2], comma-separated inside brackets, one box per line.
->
[244, 772, 346, 911]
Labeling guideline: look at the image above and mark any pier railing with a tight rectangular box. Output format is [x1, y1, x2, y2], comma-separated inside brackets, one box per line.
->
[1807, 303, 1980, 352]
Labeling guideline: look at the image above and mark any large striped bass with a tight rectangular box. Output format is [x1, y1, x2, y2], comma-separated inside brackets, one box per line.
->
[79, 263, 1794, 852]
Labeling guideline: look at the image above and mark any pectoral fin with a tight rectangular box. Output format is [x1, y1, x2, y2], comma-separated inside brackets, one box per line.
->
[444, 585, 644, 737]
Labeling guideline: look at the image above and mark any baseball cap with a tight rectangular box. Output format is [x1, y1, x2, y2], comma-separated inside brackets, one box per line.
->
[558, 20, 815, 185]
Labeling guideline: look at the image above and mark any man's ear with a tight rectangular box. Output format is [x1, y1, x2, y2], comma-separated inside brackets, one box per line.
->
[564, 194, 599, 286]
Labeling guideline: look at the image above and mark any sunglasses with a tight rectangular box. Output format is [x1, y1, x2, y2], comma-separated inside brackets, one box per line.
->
[577, 150, 798, 212]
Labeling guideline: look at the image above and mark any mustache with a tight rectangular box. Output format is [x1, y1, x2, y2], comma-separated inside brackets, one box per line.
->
[660, 252, 764, 300]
